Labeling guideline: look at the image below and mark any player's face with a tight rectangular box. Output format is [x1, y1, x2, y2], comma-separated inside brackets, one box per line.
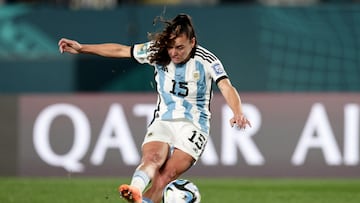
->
[167, 33, 195, 64]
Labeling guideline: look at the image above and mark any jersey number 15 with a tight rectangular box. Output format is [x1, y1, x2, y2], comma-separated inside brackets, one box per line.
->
[170, 80, 189, 97]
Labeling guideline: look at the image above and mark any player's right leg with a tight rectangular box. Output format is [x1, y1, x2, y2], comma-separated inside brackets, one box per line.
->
[119, 141, 169, 203]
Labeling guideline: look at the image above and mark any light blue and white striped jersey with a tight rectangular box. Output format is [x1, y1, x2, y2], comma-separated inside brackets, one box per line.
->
[132, 41, 228, 134]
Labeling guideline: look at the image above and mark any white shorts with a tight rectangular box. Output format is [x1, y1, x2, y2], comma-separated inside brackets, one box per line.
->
[143, 119, 209, 161]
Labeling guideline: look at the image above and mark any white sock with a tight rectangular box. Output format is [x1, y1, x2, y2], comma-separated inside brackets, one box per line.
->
[130, 170, 151, 193]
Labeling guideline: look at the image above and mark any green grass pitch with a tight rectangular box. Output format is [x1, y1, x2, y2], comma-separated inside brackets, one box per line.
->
[1, 177, 360, 203]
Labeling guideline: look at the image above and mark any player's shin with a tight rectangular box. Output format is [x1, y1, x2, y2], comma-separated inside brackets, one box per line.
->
[131, 170, 151, 193]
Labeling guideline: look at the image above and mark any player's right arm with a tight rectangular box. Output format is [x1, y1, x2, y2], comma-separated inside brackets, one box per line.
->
[58, 38, 131, 58]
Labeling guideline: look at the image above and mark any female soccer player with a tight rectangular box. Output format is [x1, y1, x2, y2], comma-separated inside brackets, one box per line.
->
[58, 13, 251, 203]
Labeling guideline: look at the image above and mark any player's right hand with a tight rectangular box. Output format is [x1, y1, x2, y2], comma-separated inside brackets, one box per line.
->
[230, 114, 251, 130]
[58, 38, 82, 54]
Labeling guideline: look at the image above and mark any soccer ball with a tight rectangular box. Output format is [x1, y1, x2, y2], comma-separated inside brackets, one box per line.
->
[162, 179, 201, 203]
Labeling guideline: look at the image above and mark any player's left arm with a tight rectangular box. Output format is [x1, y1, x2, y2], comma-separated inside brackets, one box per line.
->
[217, 78, 251, 129]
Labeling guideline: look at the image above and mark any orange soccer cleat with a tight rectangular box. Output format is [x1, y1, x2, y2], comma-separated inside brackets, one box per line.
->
[118, 184, 142, 203]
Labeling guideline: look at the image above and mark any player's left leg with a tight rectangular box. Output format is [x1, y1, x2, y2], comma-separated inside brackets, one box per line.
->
[142, 148, 195, 203]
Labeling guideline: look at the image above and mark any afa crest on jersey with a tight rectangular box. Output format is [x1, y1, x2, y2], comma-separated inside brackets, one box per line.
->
[211, 63, 224, 75]
[193, 71, 200, 80]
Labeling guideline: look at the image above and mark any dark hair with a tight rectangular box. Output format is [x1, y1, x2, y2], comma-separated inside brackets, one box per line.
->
[148, 14, 197, 66]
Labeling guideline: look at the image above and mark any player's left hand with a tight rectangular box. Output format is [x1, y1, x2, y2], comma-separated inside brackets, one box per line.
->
[230, 114, 251, 130]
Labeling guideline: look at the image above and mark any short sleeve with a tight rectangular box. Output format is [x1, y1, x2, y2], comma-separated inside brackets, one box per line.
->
[132, 41, 153, 64]
[209, 60, 228, 84]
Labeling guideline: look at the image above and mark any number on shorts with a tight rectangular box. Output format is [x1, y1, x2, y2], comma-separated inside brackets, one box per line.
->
[188, 130, 206, 150]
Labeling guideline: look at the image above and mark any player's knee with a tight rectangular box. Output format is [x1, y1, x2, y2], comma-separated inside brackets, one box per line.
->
[142, 152, 165, 169]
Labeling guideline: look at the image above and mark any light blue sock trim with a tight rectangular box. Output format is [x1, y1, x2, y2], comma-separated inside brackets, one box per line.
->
[133, 170, 150, 185]
[142, 197, 154, 203]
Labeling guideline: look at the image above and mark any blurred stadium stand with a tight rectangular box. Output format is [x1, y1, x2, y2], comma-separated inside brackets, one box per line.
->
[0, 1, 359, 93]
[1, 0, 359, 8]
